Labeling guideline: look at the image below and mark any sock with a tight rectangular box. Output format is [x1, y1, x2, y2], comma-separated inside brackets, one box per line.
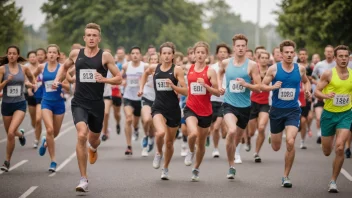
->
[317, 129, 321, 137]
[148, 137, 154, 145]
[236, 143, 241, 155]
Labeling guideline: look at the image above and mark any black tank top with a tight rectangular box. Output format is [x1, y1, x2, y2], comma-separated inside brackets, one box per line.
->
[152, 64, 179, 111]
[74, 48, 107, 101]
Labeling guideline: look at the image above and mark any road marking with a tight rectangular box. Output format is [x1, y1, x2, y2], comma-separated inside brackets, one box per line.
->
[49, 152, 76, 177]
[19, 186, 38, 198]
[54, 125, 76, 141]
[0, 160, 28, 175]
[341, 168, 352, 181]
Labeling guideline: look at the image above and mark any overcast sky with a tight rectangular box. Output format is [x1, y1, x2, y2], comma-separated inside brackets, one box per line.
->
[16, 0, 281, 30]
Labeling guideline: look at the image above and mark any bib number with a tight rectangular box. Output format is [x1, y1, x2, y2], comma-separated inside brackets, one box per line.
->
[45, 80, 57, 92]
[7, 85, 21, 97]
[128, 77, 139, 87]
[333, 94, 350, 106]
[190, 82, 206, 95]
[156, 79, 172, 91]
[80, 69, 96, 83]
[229, 80, 245, 93]
[278, 88, 295, 101]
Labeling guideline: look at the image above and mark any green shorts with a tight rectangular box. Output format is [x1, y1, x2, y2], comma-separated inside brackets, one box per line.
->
[321, 109, 352, 137]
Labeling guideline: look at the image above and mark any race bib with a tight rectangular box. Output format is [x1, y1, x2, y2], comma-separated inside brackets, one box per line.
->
[156, 79, 172, 91]
[44, 80, 56, 92]
[190, 82, 206, 95]
[278, 88, 295, 101]
[7, 85, 21, 97]
[127, 77, 139, 87]
[37, 81, 42, 87]
[80, 69, 96, 83]
[229, 80, 245, 93]
[333, 94, 350, 106]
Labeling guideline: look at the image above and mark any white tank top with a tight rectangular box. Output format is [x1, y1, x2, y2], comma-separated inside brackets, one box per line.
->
[210, 62, 225, 102]
[143, 74, 155, 101]
[123, 61, 144, 101]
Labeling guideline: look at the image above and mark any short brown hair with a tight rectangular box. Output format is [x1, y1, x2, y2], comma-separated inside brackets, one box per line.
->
[258, 51, 270, 59]
[325, 45, 334, 50]
[334, 45, 350, 56]
[279, 40, 296, 52]
[174, 51, 184, 61]
[246, 49, 253, 55]
[272, 47, 279, 55]
[193, 41, 210, 54]
[187, 47, 194, 55]
[216, 43, 231, 54]
[85, 23, 101, 34]
[254, 46, 266, 54]
[232, 34, 248, 45]
[159, 42, 176, 54]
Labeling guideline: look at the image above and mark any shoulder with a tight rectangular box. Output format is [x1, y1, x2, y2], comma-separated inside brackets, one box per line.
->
[248, 59, 257, 69]
[70, 49, 80, 57]
[207, 66, 215, 74]
[174, 65, 183, 73]
[267, 64, 277, 73]
[321, 69, 333, 80]
[0, 65, 6, 73]
[102, 51, 114, 59]
[221, 58, 231, 66]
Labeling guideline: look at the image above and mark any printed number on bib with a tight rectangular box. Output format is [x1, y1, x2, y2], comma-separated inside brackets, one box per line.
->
[229, 80, 245, 93]
[45, 80, 57, 92]
[190, 82, 206, 95]
[156, 79, 172, 91]
[278, 88, 295, 101]
[128, 77, 139, 87]
[80, 69, 96, 83]
[7, 85, 21, 97]
[333, 94, 350, 106]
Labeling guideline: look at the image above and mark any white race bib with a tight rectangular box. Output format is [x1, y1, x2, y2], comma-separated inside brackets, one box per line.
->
[190, 82, 206, 95]
[229, 80, 245, 93]
[7, 85, 21, 97]
[44, 80, 56, 92]
[127, 77, 139, 87]
[278, 88, 296, 101]
[156, 79, 172, 91]
[333, 94, 350, 106]
[37, 81, 42, 87]
[80, 69, 96, 83]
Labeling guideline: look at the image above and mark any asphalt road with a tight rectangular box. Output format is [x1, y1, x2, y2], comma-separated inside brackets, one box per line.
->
[0, 99, 351, 198]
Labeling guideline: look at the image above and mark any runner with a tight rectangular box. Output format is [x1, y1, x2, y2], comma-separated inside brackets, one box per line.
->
[272, 47, 282, 63]
[261, 40, 311, 187]
[312, 45, 336, 144]
[210, 43, 231, 158]
[140, 53, 159, 156]
[138, 42, 187, 180]
[52, 23, 122, 192]
[121, 46, 144, 155]
[245, 49, 254, 60]
[218, 34, 261, 179]
[247, 51, 271, 162]
[0, 45, 36, 172]
[254, 46, 266, 61]
[314, 45, 352, 193]
[34, 44, 70, 172]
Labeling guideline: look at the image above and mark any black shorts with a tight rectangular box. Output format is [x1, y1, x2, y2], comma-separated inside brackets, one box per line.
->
[314, 100, 324, 108]
[269, 107, 301, 134]
[249, 102, 270, 120]
[71, 98, 104, 133]
[300, 105, 310, 118]
[222, 103, 251, 129]
[183, 106, 212, 128]
[123, 98, 141, 117]
[1, 101, 27, 116]
[112, 96, 122, 107]
[25, 93, 41, 106]
[152, 107, 181, 128]
[103, 96, 111, 100]
[141, 97, 154, 107]
[211, 101, 223, 123]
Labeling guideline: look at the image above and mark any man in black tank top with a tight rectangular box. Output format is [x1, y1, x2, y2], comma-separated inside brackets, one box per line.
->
[53, 23, 122, 192]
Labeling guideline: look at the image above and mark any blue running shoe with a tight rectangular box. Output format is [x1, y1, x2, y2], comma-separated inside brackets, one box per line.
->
[39, 136, 47, 156]
[148, 141, 154, 153]
[19, 129, 26, 146]
[49, 162, 57, 172]
[141, 136, 148, 148]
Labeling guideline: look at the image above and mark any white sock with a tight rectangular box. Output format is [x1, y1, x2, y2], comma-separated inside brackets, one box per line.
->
[236, 143, 242, 155]
[148, 137, 154, 145]
[317, 129, 321, 137]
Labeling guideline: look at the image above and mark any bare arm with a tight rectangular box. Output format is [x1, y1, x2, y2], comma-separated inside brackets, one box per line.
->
[0, 67, 8, 91]
[204, 68, 220, 97]
[314, 70, 333, 100]
[300, 66, 312, 99]
[97, 52, 122, 85]
[173, 66, 188, 96]
[246, 61, 261, 92]
[33, 64, 44, 77]
[261, 65, 281, 91]
[61, 80, 70, 92]
[23, 66, 36, 87]
[138, 64, 156, 97]
[54, 49, 78, 84]
[217, 59, 229, 95]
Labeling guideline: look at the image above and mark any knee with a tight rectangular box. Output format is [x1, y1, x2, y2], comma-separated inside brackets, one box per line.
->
[272, 144, 281, 152]
[35, 118, 41, 125]
[335, 144, 344, 156]
[77, 132, 87, 144]
[125, 115, 132, 125]
[323, 148, 332, 156]
[46, 127, 54, 136]
[258, 125, 266, 133]
[7, 133, 15, 140]
[156, 131, 165, 138]
[286, 138, 295, 151]
[165, 140, 173, 149]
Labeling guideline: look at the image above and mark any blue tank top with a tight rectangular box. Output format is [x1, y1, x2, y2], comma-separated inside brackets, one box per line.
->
[272, 62, 301, 108]
[224, 58, 251, 108]
[42, 63, 63, 101]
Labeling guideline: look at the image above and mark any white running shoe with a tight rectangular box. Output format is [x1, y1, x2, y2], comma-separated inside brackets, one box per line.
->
[161, 168, 169, 180]
[184, 151, 194, 166]
[153, 153, 162, 169]
[33, 140, 39, 149]
[141, 147, 149, 157]
[75, 178, 89, 193]
[300, 141, 307, 149]
[212, 149, 220, 158]
[234, 154, 242, 164]
[181, 143, 188, 157]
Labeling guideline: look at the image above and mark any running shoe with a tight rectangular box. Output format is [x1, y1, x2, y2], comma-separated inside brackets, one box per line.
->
[132, 129, 139, 141]
[76, 177, 89, 192]
[101, 134, 108, 141]
[125, 147, 133, 156]
[227, 167, 236, 179]
[300, 141, 307, 149]
[212, 149, 220, 158]
[191, 168, 200, 182]
[345, 148, 351, 158]
[148, 138, 154, 152]
[116, 124, 120, 135]
[19, 129, 26, 146]
[282, 177, 292, 188]
[245, 143, 251, 152]
[141, 147, 148, 157]
[88, 146, 98, 164]
[0, 161, 10, 172]
[184, 151, 194, 166]
[234, 154, 242, 164]
[254, 153, 261, 163]
[161, 168, 169, 180]
[153, 153, 162, 169]
[180, 142, 188, 157]
[39, 136, 47, 156]
[328, 180, 338, 193]
[141, 136, 148, 148]
[49, 162, 57, 172]
[317, 136, 321, 144]
[33, 140, 39, 149]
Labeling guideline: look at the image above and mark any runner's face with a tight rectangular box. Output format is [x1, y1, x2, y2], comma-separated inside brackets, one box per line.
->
[160, 47, 173, 64]
[255, 49, 265, 60]
[28, 53, 37, 65]
[299, 51, 308, 62]
[233, 40, 247, 57]
[245, 51, 253, 60]
[274, 48, 282, 62]
[47, 47, 59, 62]
[175, 57, 183, 66]
[130, 49, 141, 62]
[259, 54, 269, 66]
[217, 47, 229, 61]
[188, 50, 195, 63]
[148, 48, 156, 55]
[7, 48, 19, 63]
[116, 49, 125, 60]
[312, 54, 320, 64]
[195, 46, 207, 64]
[281, 46, 295, 64]
[36, 50, 46, 63]
[324, 47, 334, 59]
[335, 50, 349, 68]
[149, 54, 159, 64]
[84, 28, 101, 48]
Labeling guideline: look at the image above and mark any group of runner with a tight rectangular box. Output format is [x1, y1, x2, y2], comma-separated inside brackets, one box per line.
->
[0, 23, 351, 194]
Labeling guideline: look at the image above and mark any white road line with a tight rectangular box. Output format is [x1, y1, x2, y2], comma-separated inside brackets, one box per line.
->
[341, 168, 352, 181]
[49, 152, 76, 177]
[19, 186, 38, 198]
[54, 125, 76, 141]
[0, 160, 28, 175]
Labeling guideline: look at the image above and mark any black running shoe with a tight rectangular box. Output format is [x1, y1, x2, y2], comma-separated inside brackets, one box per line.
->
[125, 148, 133, 156]
[116, 125, 120, 135]
[1, 161, 10, 172]
[345, 148, 351, 158]
[19, 129, 26, 146]
[316, 136, 321, 144]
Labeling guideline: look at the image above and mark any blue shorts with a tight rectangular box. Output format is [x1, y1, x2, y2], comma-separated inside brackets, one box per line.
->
[41, 99, 65, 115]
[181, 117, 186, 125]
[1, 101, 27, 116]
[269, 107, 301, 134]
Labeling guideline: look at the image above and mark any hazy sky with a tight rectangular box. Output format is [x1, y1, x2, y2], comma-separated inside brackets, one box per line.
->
[16, 0, 281, 30]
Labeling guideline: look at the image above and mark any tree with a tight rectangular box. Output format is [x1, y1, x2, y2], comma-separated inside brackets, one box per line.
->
[0, 0, 24, 54]
[275, 0, 352, 55]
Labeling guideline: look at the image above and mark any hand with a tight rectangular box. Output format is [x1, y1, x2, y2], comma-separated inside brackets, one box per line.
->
[197, 78, 205, 86]
[95, 72, 105, 83]
[137, 90, 143, 97]
[28, 89, 34, 96]
[219, 88, 225, 95]
[7, 74, 13, 82]
[272, 81, 282, 89]
[52, 81, 61, 90]
[32, 83, 38, 92]
[166, 79, 175, 88]
[236, 78, 245, 86]
[305, 91, 312, 100]
[325, 92, 335, 99]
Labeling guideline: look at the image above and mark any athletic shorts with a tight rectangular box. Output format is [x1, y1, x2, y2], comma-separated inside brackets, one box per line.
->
[123, 98, 141, 117]
[71, 98, 104, 133]
[183, 106, 212, 128]
[103, 96, 111, 100]
[152, 107, 181, 128]
[321, 109, 352, 137]
[300, 105, 309, 118]
[25, 94, 41, 106]
[141, 97, 154, 107]
[314, 100, 324, 108]
[41, 99, 65, 115]
[249, 102, 270, 120]
[269, 107, 301, 134]
[112, 96, 122, 107]
[1, 101, 27, 116]
[222, 103, 251, 130]
[211, 101, 223, 123]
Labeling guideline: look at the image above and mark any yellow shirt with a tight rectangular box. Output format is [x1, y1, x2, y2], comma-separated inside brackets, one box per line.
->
[323, 67, 352, 112]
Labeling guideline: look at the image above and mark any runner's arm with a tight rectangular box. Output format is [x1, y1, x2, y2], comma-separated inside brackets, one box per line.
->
[54, 49, 78, 83]
[205, 68, 220, 97]
[23, 65, 36, 88]
[246, 62, 261, 92]
[138, 64, 155, 96]
[261, 65, 278, 91]
[33, 64, 44, 77]
[103, 52, 122, 85]
[61, 80, 70, 92]
[314, 70, 333, 100]
[173, 66, 188, 96]
[217, 59, 228, 88]
[300, 66, 312, 98]
[0, 67, 8, 91]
